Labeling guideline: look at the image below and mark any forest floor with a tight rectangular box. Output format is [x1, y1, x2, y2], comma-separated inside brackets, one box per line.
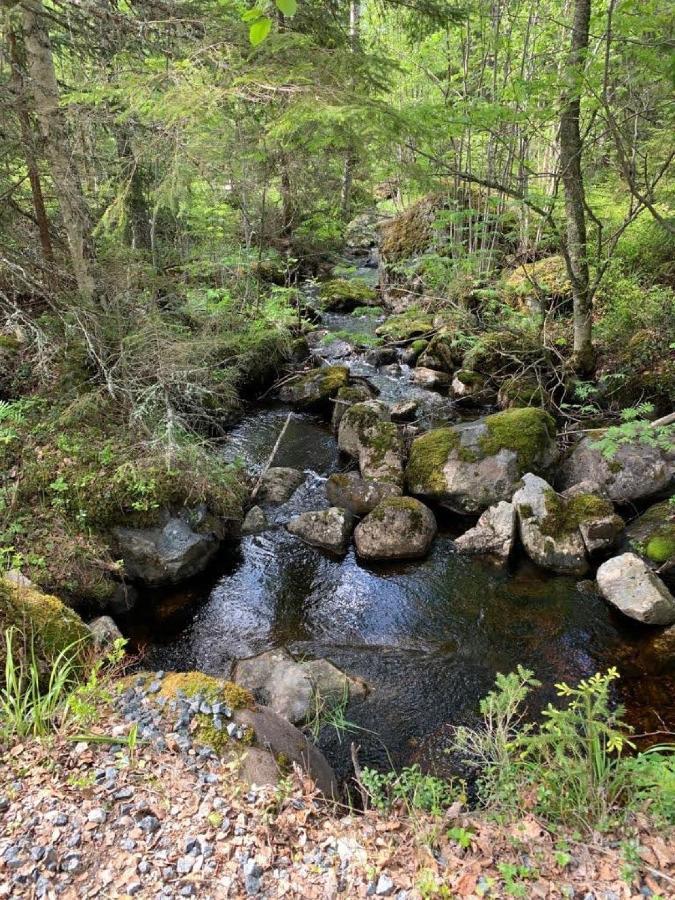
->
[1, 693, 673, 900]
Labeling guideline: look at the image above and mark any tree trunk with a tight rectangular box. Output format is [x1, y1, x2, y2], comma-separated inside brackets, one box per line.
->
[7, 21, 54, 269]
[340, 0, 360, 223]
[21, 0, 95, 302]
[559, 0, 594, 374]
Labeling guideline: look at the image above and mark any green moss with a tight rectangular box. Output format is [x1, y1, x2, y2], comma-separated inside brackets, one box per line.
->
[410, 339, 429, 354]
[317, 365, 349, 396]
[351, 305, 381, 318]
[455, 369, 483, 386]
[540, 491, 614, 537]
[320, 278, 378, 310]
[479, 407, 556, 470]
[503, 256, 571, 301]
[645, 530, 675, 563]
[0, 579, 91, 673]
[406, 428, 461, 492]
[379, 194, 439, 262]
[375, 308, 434, 342]
[419, 333, 464, 373]
[499, 375, 543, 408]
[462, 330, 540, 376]
[361, 421, 399, 467]
[159, 672, 254, 709]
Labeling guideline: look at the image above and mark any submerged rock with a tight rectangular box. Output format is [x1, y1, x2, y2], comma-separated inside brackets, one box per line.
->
[257, 467, 306, 505]
[405, 407, 558, 514]
[454, 501, 516, 565]
[279, 365, 349, 408]
[242, 506, 268, 535]
[114, 517, 220, 586]
[596, 553, 675, 625]
[325, 471, 401, 516]
[287, 507, 354, 555]
[354, 496, 437, 560]
[512, 474, 589, 575]
[560, 434, 675, 504]
[640, 624, 675, 673]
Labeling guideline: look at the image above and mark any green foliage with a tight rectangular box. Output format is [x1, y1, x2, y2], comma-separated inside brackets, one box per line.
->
[0, 627, 82, 740]
[360, 763, 463, 816]
[590, 405, 674, 460]
[454, 667, 673, 830]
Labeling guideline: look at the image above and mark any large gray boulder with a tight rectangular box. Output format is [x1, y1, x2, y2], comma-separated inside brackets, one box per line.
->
[279, 365, 349, 408]
[596, 553, 675, 625]
[412, 367, 451, 390]
[287, 507, 354, 555]
[241, 505, 268, 535]
[454, 501, 516, 565]
[326, 471, 401, 516]
[512, 474, 589, 575]
[358, 421, 405, 487]
[257, 467, 306, 504]
[88, 615, 123, 646]
[354, 497, 437, 560]
[338, 400, 390, 459]
[114, 517, 219, 586]
[560, 434, 675, 504]
[405, 407, 558, 514]
[233, 649, 366, 728]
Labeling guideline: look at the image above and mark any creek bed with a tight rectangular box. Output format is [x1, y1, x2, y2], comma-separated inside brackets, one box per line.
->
[123, 312, 675, 780]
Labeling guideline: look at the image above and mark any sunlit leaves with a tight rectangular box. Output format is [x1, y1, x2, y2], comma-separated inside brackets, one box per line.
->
[244, 0, 298, 46]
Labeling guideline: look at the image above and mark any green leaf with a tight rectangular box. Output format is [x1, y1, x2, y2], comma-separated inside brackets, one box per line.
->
[249, 16, 271, 45]
[275, 0, 298, 15]
[242, 7, 263, 22]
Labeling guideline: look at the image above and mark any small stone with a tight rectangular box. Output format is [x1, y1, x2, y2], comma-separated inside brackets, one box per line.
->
[0, 795, 9, 813]
[147, 680, 162, 694]
[138, 859, 151, 875]
[138, 815, 161, 834]
[176, 856, 194, 875]
[212, 716, 223, 731]
[127, 882, 143, 895]
[61, 852, 84, 874]
[226, 722, 240, 739]
[184, 837, 201, 855]
[199, 702, 212, 715]
[87, 808, 107, 824]
[113, 787, 134, 801]
[31, 846, 46, 862]
[181, 886, 197, 897]
[376, 874, 395, 896]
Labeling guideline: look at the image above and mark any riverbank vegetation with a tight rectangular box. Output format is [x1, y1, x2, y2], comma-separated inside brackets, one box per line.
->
[0, 0, 673, 892]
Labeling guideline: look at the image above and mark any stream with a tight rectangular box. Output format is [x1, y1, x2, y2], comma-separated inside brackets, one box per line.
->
[123, 298, 675, 780]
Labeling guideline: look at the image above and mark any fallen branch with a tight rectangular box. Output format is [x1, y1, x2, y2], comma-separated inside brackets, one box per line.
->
[250, 412, 292, 500]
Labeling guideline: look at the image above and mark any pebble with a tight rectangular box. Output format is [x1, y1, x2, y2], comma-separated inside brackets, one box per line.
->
[127, 881, 143, 895]
[243, 858, 263, 895]
[138, 815, 161, 834]
[113, 787, 134, 800]
[88, 808, 107, 824]
[177, 855, 194, 875]
[61, 852, 84, 874]
[138, 859, 151, 874]
[0, 795, 9, 813]
[180, 886, 196, 897]
[376, 873, 395, 896]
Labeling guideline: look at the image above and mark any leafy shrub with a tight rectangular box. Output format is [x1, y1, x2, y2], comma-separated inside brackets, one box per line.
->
[589, 405, 674, 459]
[360, 763, 463, 816]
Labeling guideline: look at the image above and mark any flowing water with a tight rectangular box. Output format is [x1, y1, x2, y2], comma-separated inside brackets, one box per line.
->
[124, 306, 674, 779]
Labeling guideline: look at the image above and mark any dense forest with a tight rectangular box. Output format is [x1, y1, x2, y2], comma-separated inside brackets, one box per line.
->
[0, 1, 674, 897]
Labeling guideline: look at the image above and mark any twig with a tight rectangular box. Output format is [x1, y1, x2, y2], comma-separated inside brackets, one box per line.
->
[350, 742, 370, 811]
[250, 412, 292, 500]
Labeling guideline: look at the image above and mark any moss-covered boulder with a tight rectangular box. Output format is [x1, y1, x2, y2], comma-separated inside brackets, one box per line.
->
[279, 365, 349, 408]
[451, 369, 494, 405]
[417, 332, 464, 374]
[512, 474, 621, 575]
[560, 433, 675, 504]
[401, 338, 428, 366]
[503, 255, 571, 313]
[287, 507, 354, 555]
[337, 400, 390, 459]
[405, 407, 558, 514]
[354, 496, 437, 560]
[375, 308, 434, 343]
[319, 278, 379, 311]
[0, 578, 91, 674]
[330, 383, 376, 432]
[625, 500, 675, 583]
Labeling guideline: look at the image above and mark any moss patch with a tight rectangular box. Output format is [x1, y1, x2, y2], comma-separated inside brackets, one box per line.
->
[645, 530, 675, 564]
[405, 428, 461, 492]
[540, 491, 614, 537]
[158, 672, 254, 710]
[503, 256, 571, 302]
[320, 278, 378, 310]
[479, 407, 556, 470]
[318, 366, 349, 396]
[0, 578, 91, 672]
[375, 308, 434, 342]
